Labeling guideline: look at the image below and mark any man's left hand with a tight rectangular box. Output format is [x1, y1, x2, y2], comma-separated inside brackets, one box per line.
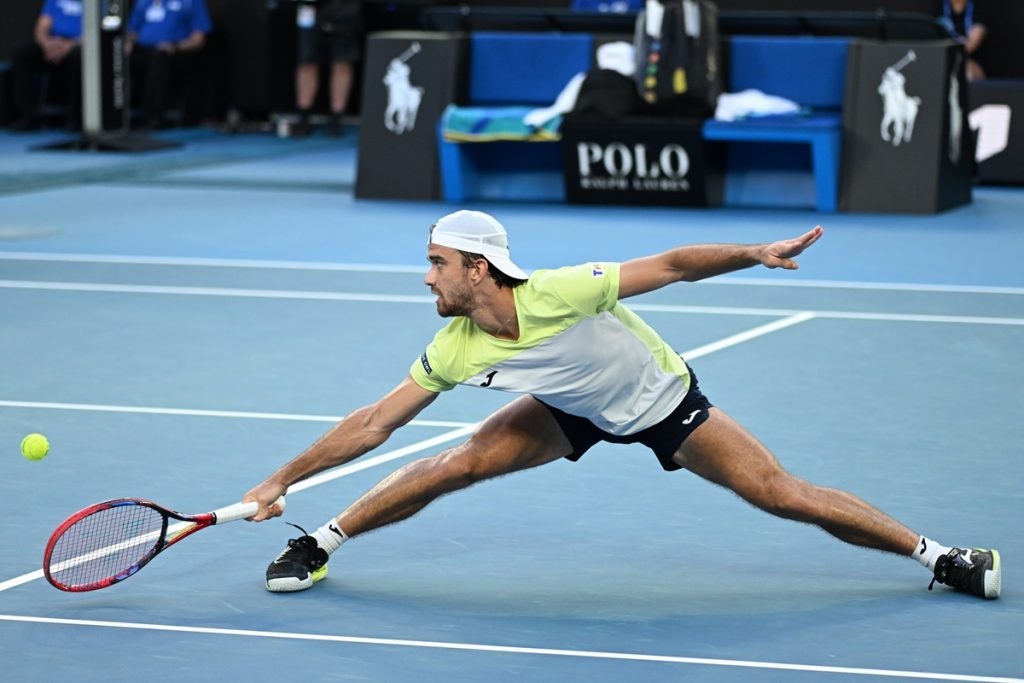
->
[760, 226, 824, 270]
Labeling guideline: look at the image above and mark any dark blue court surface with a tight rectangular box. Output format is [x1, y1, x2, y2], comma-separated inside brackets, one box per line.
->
[1, 128, 1022, 682]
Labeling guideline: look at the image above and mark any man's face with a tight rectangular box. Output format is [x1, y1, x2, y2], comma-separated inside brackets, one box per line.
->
[425, 244, 474, 317]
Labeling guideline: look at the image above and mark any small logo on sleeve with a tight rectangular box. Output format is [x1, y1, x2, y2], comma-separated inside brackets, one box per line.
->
[420, 352, 433, 374]
[592, 264, 604, 277]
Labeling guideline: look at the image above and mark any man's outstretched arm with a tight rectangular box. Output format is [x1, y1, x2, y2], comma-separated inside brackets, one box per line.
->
[617, 226, 823, 299]
[243, 375, 438, 520]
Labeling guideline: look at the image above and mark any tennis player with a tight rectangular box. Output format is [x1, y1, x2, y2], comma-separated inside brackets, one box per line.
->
[243, 210, 1000, 599]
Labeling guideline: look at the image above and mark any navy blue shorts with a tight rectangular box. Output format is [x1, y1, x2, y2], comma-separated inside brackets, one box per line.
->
[537, 365, 713, 472]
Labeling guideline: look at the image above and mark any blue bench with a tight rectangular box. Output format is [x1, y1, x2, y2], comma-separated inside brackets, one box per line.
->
[437, 32, 593, 202]
[702, 36, 850, 212]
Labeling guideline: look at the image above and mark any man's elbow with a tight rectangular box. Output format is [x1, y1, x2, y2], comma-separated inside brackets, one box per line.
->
[351, 404, 397, 448]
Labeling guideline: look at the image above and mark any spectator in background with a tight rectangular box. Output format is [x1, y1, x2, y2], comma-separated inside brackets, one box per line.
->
[938, 0, 987, 81]
[126, 0, 212, 130]
[292, 0, 364, 137]
[9, 0, 83, 131]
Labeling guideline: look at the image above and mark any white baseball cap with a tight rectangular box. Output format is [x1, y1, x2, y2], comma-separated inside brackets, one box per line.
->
[429, 210, 528, 280]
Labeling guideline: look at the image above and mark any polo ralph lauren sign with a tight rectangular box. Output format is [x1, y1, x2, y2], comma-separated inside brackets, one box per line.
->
[562, 118, 722, 206]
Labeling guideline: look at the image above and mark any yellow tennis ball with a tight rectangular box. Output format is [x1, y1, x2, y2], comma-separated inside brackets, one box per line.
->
[21, 433, 49, 461]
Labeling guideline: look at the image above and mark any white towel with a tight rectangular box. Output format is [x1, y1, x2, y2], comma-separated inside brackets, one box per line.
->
[523, 72, 587, 128]
[714, 89, 801, 122]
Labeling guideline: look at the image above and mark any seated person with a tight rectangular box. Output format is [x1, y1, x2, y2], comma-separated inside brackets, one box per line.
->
[9, 0, 83, 131]
[937, 0, 987, 81]
[126, 0, 212, 129]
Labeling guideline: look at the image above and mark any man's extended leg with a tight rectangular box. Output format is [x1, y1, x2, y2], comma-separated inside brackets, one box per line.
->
[339, 395, 572, 535]
[266, 396, 573, 591]
[674, 408, 917, 553]
[672, 407, 1000, 597]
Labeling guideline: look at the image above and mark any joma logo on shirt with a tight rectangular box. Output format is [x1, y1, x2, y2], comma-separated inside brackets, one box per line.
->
[592, 264, 604, 277]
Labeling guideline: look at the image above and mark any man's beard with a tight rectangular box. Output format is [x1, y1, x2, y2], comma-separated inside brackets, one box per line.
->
[434, 284, 473, 318]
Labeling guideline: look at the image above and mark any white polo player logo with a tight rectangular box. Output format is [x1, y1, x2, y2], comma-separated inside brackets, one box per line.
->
[878, 51, 921, 147]
[384, 42, 424, 135]
[948, 52, 963, 165]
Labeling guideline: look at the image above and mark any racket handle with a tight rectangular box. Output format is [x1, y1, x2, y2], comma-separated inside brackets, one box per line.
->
[213, 496, 286, 524]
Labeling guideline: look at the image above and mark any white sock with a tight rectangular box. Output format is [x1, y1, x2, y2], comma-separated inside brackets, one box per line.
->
[914, 536, 952, 571]
[311, 519, 349, 556]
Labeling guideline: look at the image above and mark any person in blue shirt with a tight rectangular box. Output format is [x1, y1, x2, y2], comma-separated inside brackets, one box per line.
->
[8, 0, 84, 131]
[571, 0, 643, 13]
[126, 0, 213, 129]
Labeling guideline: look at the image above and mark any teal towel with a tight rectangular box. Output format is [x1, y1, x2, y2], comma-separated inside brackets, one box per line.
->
[441, 105, 562, 142]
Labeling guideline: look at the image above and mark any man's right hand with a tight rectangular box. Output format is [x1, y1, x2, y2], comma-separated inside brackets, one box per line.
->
[243, 480, 288, 521]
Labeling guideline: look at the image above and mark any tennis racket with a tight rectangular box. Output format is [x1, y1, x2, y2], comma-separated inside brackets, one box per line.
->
[43, 496, 285, 592]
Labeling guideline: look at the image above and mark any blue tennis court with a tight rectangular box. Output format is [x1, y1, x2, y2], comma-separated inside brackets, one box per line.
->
[0, 128, 1021, 682]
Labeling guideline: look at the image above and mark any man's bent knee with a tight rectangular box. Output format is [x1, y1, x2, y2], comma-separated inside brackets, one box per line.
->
[430, 420, 567, 489]
[429, 445, 486, 487]
[427, 436, 518, 489]
[760, 473, 822, 523]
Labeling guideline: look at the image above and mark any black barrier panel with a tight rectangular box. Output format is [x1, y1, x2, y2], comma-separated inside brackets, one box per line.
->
[840, 40, 971, 213]
[99, 18, 128, 132]
[355, 32, 466, 201]
[561, 118, 723, 207]
[968, 80, 1024, 186]
[0, 67, 12, 125]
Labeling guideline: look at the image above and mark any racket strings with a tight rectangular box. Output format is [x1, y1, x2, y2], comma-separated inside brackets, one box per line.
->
[48, 504, 165, 588]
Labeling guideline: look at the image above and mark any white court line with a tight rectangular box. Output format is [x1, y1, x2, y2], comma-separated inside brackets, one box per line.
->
[812, 310, 1024, 326]
[683, 312, 815, 359]
[0, 615, 1018, 683]
[630, 304, 1024, 327]
[0, 252, 425, 273]
[1, 280, 1022, 325]
[0, 280, 433, 304]
[708, 276, 1024, 296]
[1, 251, 1021, 295]
[0, 400, 473, 429]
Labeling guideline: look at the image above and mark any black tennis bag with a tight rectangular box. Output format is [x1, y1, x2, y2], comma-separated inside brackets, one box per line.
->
[634, 0, 721, 116]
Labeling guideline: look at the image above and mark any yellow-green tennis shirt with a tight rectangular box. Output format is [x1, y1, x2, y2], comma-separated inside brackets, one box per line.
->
[409, 262, 691, 436]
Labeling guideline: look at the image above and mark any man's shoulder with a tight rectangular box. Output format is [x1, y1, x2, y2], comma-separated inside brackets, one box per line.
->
[525, 262, 617, 289]
[522, 262, 619, 312]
